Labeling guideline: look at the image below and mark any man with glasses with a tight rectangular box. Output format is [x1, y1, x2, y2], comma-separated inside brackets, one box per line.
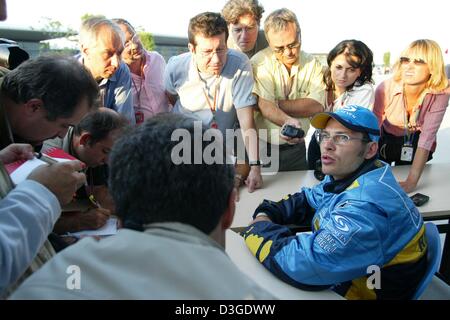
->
[164, 12, 263, 195]
[251, 8, 325, 171]
[241, 105, 427, 299]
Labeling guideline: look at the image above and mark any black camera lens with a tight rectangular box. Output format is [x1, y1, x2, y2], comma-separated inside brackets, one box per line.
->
[0, 38, 29, 70]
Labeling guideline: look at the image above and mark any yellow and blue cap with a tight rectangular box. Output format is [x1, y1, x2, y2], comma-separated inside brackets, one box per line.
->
[311, 105, 380, 142]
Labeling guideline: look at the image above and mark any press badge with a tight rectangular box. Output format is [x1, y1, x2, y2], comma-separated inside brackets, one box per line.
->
[400, 145, 414, 162]
[135, 111, 144, 125]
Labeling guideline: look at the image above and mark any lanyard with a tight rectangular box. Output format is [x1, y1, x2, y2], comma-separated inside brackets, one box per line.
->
[402, 86, 413, 145]
[131, 77, 142, 107]
[202, 76, 222, 116]
[131, 59, 145, 108]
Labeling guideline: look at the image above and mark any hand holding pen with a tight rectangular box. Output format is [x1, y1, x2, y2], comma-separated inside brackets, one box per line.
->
[27, 159, 87, 205]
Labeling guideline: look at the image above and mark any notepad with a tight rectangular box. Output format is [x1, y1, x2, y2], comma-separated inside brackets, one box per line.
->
[4, 147, 77, 185]
[69, 217, 118, 238]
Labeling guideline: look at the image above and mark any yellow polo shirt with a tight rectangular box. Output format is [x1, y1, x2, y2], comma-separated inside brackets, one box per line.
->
[251, 48, 325, 144]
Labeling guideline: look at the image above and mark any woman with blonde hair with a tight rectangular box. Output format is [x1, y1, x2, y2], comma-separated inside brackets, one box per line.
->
[374, 39, 449, 192]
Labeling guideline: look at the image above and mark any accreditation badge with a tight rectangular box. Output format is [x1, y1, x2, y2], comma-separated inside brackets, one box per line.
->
[210, 121, 218, 129]
[135, 111, 144, 125]
[210, 114, 218, 129]
[400, 144, 414, 162]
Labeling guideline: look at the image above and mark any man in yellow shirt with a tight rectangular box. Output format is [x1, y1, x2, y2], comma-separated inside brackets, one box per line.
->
[251, 8, 325, 171]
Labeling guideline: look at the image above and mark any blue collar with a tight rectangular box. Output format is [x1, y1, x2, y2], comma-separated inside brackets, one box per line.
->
[323, 158, 381, 194]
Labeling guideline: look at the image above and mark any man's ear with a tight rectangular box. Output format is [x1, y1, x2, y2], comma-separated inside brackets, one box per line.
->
[79, 132, 92, 146]
[188, 43, 195, 54]
[23, 98, 43, 115]
[365, 141, 379, 160]
[221, 188, 237, 230]
[81, 44, 90, 58]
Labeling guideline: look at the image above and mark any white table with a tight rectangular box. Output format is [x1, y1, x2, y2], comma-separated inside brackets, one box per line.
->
[233, 163, 450, 228]
[225, 230, 343, 300]
[232, 170, 317, 228]
[391, 163, 450, 220]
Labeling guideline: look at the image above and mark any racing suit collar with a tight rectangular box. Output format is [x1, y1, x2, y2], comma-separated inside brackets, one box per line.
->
[323, 157, 379, 194]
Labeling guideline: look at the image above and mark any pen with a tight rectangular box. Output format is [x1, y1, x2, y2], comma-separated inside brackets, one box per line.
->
[89, 194, 102, 209]
[34, 152, 58, 165]
[35, 152, 89, 187]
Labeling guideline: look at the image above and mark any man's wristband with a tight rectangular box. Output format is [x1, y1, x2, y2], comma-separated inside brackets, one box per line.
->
[249, 160, 262, 166]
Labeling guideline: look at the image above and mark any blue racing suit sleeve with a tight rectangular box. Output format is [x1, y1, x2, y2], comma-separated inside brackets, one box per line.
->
[242, 221, 330, 291]
[243, 199, 386, 290]
[252, 190, 314, 225]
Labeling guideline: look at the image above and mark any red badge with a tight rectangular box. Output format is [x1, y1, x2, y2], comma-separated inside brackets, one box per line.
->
[135, 111, 144, 125]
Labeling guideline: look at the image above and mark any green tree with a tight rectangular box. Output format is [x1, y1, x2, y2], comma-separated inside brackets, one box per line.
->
[383, 52, 391, 68]
[34, 16, 76, 37]
[33, 17, 77, 54]
[138, 31, 154, 51]
[80, 13, 106, 22]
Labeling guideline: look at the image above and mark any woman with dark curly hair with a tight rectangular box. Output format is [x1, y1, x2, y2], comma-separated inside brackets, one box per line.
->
[308, 39, 374, 171]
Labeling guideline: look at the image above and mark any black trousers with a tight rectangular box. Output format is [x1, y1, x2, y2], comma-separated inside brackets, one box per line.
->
[378, 129, 432, 166]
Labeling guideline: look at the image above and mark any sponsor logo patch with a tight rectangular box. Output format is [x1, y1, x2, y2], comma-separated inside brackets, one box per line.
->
[324, 209, 361, 246]
[316, 231, 338, 253]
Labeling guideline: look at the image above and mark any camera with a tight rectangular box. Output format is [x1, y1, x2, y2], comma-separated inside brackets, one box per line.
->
[0, 38, 29, 70]
[410, 193, 429, 207]
[281, 124, 305, 139]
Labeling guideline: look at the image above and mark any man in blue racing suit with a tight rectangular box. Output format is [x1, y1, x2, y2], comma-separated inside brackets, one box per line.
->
[242, 105, 427, 299]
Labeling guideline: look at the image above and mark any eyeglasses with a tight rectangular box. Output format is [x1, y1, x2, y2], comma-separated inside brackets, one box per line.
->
[197, 48, 227, 58]
[399, 56, 427, 66]
[316, 131, 369, 145]
[272, 41, 301, 55]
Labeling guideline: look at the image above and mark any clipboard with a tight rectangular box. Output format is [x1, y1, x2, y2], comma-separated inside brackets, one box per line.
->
[4, 147, 78, 185]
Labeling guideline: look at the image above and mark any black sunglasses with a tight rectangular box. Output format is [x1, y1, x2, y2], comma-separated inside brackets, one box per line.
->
[399, 56, 426, 65]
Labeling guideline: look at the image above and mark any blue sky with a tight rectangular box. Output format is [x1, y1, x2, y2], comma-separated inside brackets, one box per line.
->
[1, 0, 449, 64]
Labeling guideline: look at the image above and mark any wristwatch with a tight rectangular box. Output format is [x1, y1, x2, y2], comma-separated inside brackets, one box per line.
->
[249, 160, 262, 166]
